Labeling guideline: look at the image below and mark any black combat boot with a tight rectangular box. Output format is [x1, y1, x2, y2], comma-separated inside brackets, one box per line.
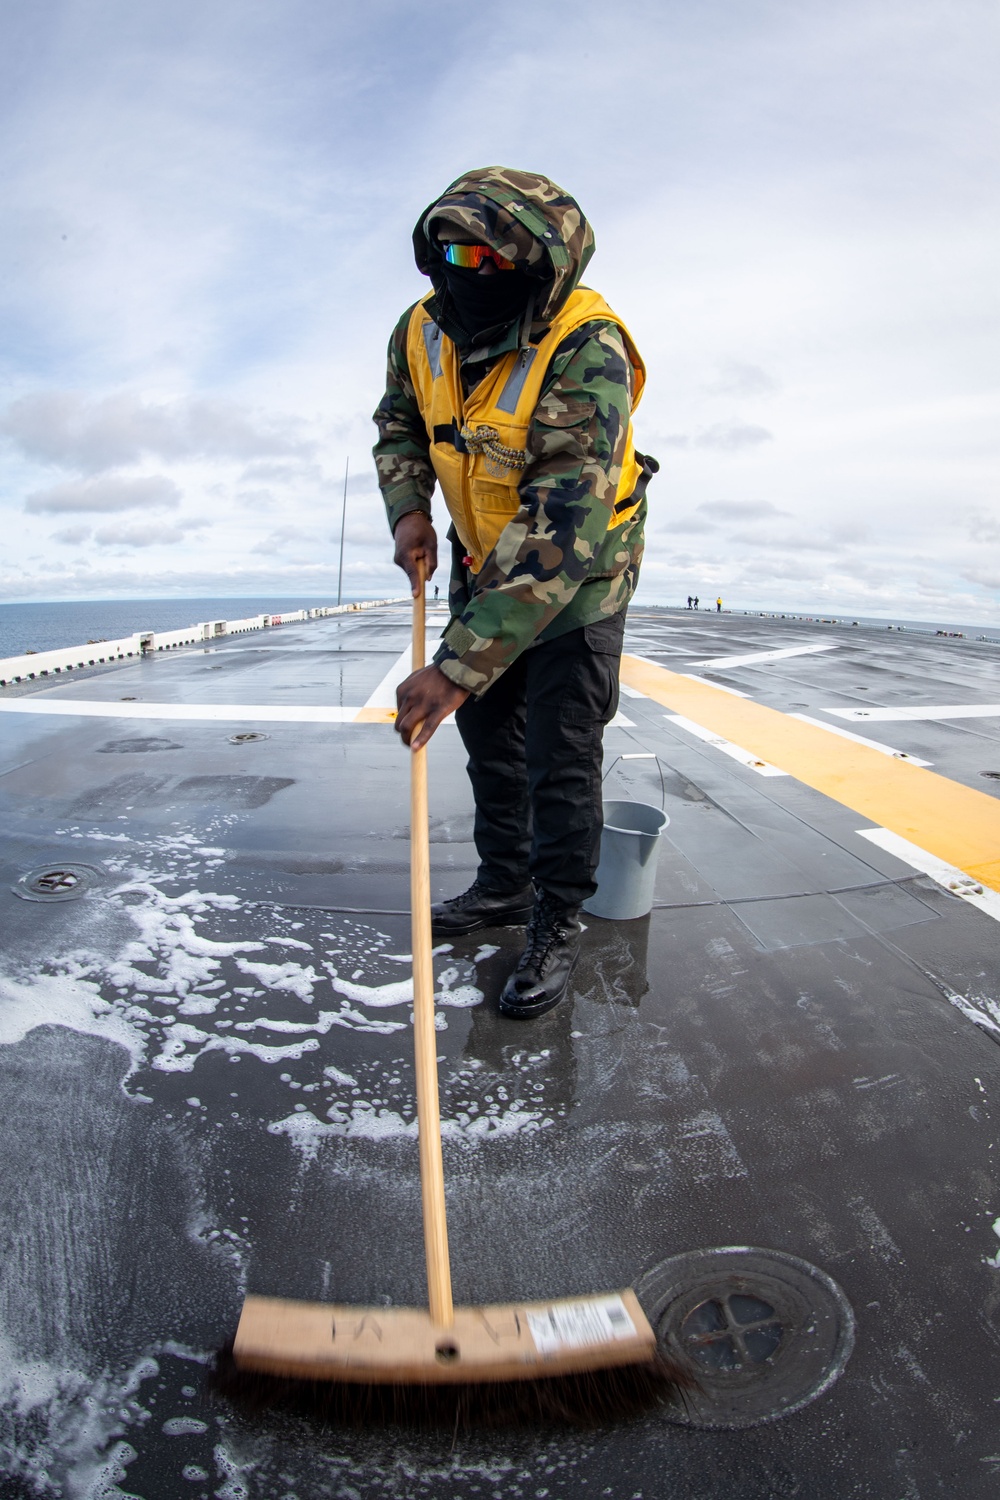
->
[430, 880, 535, 938]
[498, 892, 582, 1019]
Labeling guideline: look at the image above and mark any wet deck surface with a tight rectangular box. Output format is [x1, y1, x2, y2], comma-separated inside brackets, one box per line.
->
[1, 605, 999, 1498]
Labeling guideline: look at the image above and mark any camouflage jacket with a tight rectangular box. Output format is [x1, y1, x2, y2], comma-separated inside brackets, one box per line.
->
[372, 167, 650, 696]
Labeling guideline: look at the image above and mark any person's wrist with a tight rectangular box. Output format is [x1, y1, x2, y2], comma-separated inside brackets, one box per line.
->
[393, 509, 431, 536]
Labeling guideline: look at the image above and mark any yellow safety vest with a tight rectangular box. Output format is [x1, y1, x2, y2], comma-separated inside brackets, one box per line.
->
[405, 288, 646, 573]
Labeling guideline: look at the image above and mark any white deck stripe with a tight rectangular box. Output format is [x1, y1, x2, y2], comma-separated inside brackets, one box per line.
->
[826, 703, 1000, 723]
[0, 699, 363, 723]
[361, 637, 441, 709]
[857, 828, 1000, 923]
[664, 714, 788, 776]
[790, 713, 933, 767]
[690, 642, 843, 669]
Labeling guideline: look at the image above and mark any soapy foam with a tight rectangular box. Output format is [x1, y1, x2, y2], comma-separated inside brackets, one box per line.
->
[0, 1335, 172, 1500]
[269, 1099, 552, 1164]
[0, 828, 494, 1117]
[233, 957, 321, 1002]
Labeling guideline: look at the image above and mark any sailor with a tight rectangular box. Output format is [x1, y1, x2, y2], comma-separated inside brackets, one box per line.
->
[373, 167, 655, 1019]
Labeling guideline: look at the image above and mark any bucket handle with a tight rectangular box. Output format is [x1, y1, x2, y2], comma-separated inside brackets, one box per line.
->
[602, 752, 667, 810]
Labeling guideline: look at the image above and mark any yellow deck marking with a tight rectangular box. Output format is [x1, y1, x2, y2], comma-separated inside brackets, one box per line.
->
[353, 705, 397, 723]
[620, 655, 1000, 894]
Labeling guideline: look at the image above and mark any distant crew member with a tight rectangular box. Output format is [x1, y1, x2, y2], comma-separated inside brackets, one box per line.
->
[374, 166, 656, 1019]
[693, 595, 699, 610]
[686, 595, 692, 609]
[716, 596, 722, 612]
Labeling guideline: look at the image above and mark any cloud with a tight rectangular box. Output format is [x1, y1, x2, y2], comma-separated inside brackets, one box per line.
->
[235, 487, 288, 512]
[964, 508, 1000, 543]
[0, 559, 408, 602]
[659, 423, 774, 453]
[92, 518, 209, 548]
[343, 518, 391, 545]
[695, 500, 791, 521]
[238, 459, 325, 485]
[728, 530, 844, 553]
[0, 1, 997, 630]
[665, 514, 717, 534]
[24, 474, 181, 514]
[2, 392, 313, 473]
[962, 565, 1000, 590]
[250, 525, 312, 554]
[51, 523, 92, 544]
[706, 361, 780, 397]
[695, 423, 775, 452]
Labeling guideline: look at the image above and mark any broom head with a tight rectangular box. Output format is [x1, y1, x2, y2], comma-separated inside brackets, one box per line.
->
[234, 1288, 656, 1383]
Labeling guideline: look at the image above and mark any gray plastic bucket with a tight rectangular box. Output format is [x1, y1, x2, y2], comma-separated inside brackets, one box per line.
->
[583, 798, 670, 921]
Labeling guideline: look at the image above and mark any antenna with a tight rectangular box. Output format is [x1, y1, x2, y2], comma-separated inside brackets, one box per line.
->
[336, 458, 349, 607]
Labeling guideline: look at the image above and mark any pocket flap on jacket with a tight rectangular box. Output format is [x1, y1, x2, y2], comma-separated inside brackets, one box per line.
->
[534, 394, 596, 429]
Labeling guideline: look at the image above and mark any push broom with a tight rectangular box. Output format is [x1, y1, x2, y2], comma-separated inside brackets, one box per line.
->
[226, 575, 685, 1424]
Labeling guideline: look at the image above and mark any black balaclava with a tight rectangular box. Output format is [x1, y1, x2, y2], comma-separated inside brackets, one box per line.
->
[438, 261, 534, 344]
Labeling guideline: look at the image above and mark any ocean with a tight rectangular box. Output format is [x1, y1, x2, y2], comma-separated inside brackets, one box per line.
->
[0, 596, 376, 660]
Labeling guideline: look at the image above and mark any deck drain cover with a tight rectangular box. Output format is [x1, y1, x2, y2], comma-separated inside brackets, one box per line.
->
[981, 771, 1000, 781]
[230, 731, 267, 744]
[14, 864, 101, 902]
[638, 1246, 855, 1428]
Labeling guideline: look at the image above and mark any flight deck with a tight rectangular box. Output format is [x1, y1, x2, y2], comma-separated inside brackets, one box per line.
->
[1, 603, 999, 1498]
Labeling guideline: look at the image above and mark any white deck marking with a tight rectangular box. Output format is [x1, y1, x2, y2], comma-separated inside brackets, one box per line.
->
[0, 698, 466, 728]
[607, 710, 635, 728]
[664, 714, 789, 776]
[619, 684, 647, 699]
[790, 713, 934, 767]
[361, 639, 439, 709]
[689, 642, 843, 669]
[856, 828, 1000, 923]
[681, 674, 751, 698]
[0, 699, 363, 723]
[825, 703, 1000, 723]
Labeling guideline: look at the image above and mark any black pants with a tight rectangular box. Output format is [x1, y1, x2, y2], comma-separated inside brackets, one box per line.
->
[454, 613, 625, 908]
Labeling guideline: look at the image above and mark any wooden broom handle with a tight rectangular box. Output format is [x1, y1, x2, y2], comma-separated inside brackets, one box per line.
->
[409, 569, 454, 1328]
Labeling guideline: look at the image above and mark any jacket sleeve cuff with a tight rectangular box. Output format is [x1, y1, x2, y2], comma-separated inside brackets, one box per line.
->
[433, 653, 482, 693]
[433, 619, 508, 696]
[385, 486, 431, 534]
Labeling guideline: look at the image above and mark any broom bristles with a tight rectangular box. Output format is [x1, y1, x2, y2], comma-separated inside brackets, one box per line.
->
[210, 1339, 695, 1429]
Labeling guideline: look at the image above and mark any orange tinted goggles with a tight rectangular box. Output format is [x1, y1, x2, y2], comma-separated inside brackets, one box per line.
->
[443, 243, 516, 271]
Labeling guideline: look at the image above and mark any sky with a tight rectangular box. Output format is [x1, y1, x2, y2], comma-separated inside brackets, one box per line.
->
[1, 0, 998, 623]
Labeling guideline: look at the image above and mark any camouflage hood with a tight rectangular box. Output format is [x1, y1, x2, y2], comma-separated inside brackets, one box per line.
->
[413, 166, 595, 334]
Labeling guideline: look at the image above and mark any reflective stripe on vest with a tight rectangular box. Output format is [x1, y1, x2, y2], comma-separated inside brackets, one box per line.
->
[405, 287, 646, 573]
[421, 319, 443, 380]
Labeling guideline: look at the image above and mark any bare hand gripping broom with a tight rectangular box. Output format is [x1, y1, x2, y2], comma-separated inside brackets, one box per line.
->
[229, 576, 684, 1424]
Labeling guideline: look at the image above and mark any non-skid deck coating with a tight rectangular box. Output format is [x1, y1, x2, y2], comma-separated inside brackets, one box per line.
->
[1, 604, 999, 1499]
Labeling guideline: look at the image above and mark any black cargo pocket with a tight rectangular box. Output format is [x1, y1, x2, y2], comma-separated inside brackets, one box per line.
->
[583, 613, 626, 656]
[583, 613, 626, 725]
